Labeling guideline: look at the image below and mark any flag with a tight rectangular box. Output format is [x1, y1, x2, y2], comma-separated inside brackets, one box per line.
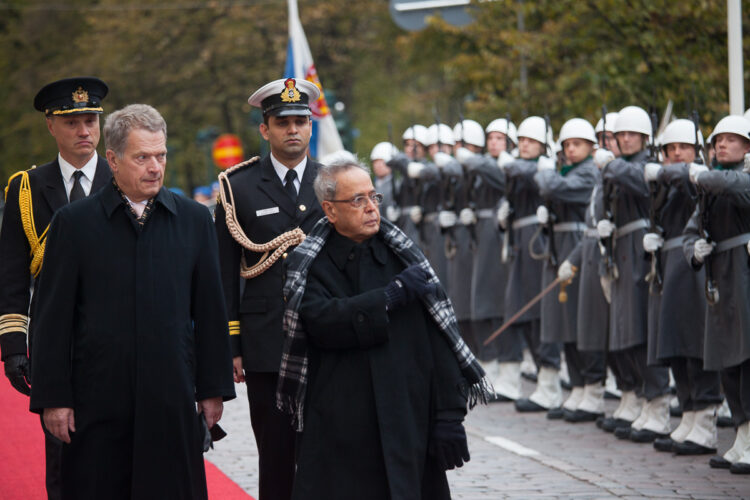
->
[285, 0, 344, 160]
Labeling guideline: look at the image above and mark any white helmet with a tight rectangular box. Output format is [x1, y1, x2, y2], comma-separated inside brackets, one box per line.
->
[558, 118, 596, 144]
[744, 108, 750, 122]
[370, 142, 397, 162]
[660, 119, 703, 148]
[595, 112, 619, 134]
[425, 123, 456, 146]
[486, 118, 518, 145]
[517, 116, 551, 146]
[402, 124, 429, 145]
[709, 115, 750, 144]
[614, 106, 652, 136]
[453, 119, 485, 148]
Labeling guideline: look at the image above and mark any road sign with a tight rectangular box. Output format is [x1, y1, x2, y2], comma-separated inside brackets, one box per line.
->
[389, 0, 474, 31]
[212, 134, 244, 169]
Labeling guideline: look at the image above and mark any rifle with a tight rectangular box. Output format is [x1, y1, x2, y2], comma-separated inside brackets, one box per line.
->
[542, 114, 558, 268]
[387, 122, 399, 210]
[599, 105, 608, 149]
[644, 108, 665, 295]
[501, 113, 515, 263]
[457, 105, 479, 252]
[600, 103, 618, 280]
[434, 106, 457, 258]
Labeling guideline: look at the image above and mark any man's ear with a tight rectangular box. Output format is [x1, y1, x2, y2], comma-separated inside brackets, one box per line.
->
[321, 200, 336, 223]
[46, 116, 55, 136]
[106, 150, 118, 173]
[259, 123, 269, 141]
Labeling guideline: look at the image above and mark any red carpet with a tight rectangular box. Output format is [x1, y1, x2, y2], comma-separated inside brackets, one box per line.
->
[0, 377, 253, 499]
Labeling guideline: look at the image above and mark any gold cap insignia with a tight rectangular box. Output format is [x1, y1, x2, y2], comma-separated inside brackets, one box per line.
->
[72, 86, 89, 104]
[280, 78, 301, 103]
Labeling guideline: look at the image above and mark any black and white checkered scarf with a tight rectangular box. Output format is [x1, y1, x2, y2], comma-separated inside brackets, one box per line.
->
[276, 216, 492, 431]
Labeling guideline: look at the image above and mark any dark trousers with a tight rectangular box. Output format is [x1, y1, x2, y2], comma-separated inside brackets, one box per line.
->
[564, 343, 606, 387]
[609, 351, 636, 392]
[472, 318, 505, 362]
[721, 358, 750, 427]
[509, 319, 560, 370]
[669, 357, 722, 412]
[618, 343, 670, 400]
[246, 372, 296, 500]
[40, 416, 62, 500]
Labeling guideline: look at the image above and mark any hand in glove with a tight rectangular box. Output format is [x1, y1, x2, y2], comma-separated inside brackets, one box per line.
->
[433, 152, 453, 168]
[642, 232, 664, 253]
[458, 208, 476, 226]
[4, 354, 31, 396]
[536, 155, 556, 171]
[384, 264, 437, 310]
[438, 210, 457, 228]
[644, 162, 662, 182]
[454, 147, 475, 165]
[693, 238, 714, 263]
[745, 152, 750, 173]
[600, 276, 612, 304]
[497, 200, 510, 229]
[597, 219, 615, 239]
[409, 206, 423, 224]
[536, 205, 549, 225]
[385, 205, 401, 222]
[594, 148, 615, 169]
[386, 153, 409, 173]
[747, 240, 750, 256]
[428, 419, 470, 471]
[689, 162, 709, 184]
[407, 162, 425, 179]
[497, 151, 515, 169]
[557, 260, 576, 282]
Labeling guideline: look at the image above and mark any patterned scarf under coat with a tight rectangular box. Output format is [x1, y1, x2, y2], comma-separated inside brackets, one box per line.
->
[276, 216, 492, 431]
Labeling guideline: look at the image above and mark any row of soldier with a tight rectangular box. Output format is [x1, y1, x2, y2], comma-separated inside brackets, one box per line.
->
[369, 107, 750, 475]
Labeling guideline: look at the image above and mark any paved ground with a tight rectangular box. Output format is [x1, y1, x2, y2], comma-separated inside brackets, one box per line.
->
[208, 380, 749, 499]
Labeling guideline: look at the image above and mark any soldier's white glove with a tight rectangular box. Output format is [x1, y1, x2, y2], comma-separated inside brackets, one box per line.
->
[409, 206, 423, 224]
[600, 276, 612, 304]
[744, 152, 750, 173]
[385, 205, 401, 222]
[497, 151, 515, 169]
[433, 152, 453, 168]
[407, 162, 425, 179]
[536, 205, 549, 225]
[454, 147, 475, 165]
[438, 210, 457, 228]
[537, 155, 556, 171]
[689, 162, 709, 184]
[597, 219, 615, 238]
[459, 207, 476, 226]
[642, 232, 664, 253]
[497, 200, 510, 229]
[747, 240, 750, 256]
[644, 162, 662, 182]
[693, 238, 714, 263]
[594, 148, 615, 169]
[557, 260, 575, 282]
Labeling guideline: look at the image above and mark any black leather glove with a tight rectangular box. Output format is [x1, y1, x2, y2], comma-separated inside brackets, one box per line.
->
[386, 153, 410, 174]
[384, 264, 437, 310]
[4, 354, 31, 396]
[428, 419, 470, 471]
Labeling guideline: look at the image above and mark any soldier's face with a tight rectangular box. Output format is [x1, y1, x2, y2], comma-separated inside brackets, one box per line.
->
[518, 137, 544, 160]
[372, 159, 391, 179]
[107, 128, 166, 203]
[713, 133, 750, 164]
[664, 143, 695, 164]
[487, 132, 508, 157]
[260, 115, 311, 163]
[597, 131, 620, 156]
[563, 138, 594, 164]
[615, 131, 646, 156]
[46, 113, 100, 166]
[322, 167, 381, 244]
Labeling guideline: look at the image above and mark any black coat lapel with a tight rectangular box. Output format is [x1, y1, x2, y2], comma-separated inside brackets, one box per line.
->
[91, 155, 112, 192]
[257, 156, 296, 217]
[297, 161, 319, 213]
[40, 159, 68, 213]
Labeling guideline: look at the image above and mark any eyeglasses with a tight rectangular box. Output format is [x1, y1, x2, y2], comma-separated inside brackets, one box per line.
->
[327, 192, 384, 209]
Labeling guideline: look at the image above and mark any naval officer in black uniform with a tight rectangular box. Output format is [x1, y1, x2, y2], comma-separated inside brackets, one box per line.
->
[0, 77, 110, 499]
[214, 78, 325, 500]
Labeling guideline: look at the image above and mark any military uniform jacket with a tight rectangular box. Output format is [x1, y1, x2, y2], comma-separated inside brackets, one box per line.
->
[648, 163, 706, 364]
[601, 150, 650, 351]
[293, 230, 466, 500]
[467, 154, 506, 321]
[215, 155, 324, 372]
[0, 156, 111, 359]
[535, 158, 597, 344]
[566, 175, 609, 351]
[504, 158, 546, 322]
[29, 184, 235, 499]
[683, 163, 750, 370]
[395, 174, 423, 247]
[443, 158, 473, 321]
[418, 162, 449, 285]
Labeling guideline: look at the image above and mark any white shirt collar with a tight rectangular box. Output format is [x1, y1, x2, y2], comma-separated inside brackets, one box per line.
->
[58, 151, 98, 184]
[270, 153, 307, 185]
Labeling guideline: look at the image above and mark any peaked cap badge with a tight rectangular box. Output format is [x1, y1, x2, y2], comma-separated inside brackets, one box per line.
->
[280, 78, 301, 103]
[72, 86, 89, 104]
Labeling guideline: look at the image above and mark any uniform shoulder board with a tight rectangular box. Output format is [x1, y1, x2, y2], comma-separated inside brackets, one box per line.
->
[4, 165, 36, 200]
[224, 156, 261, 177]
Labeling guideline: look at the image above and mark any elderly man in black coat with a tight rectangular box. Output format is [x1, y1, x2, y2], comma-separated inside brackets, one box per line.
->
[276, 159, 491, 500]
[29, 104, 235, 499]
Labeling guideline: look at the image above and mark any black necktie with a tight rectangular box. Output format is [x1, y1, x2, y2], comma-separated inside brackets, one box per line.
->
[69, 170, 85, 203]
[284, 169, 298, 202]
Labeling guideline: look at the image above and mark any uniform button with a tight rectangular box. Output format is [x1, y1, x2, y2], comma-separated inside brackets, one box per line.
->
[283, 252, 288, 259]
[356, 313, 365, 322]
[348, 252, 355, 260]
[299, 204, 306, 212]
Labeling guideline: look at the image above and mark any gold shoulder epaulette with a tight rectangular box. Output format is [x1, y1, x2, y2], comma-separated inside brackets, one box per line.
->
[224, 156, 260, 177]
[4, 165, 36, 201]
[7, 167, 48, 277]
